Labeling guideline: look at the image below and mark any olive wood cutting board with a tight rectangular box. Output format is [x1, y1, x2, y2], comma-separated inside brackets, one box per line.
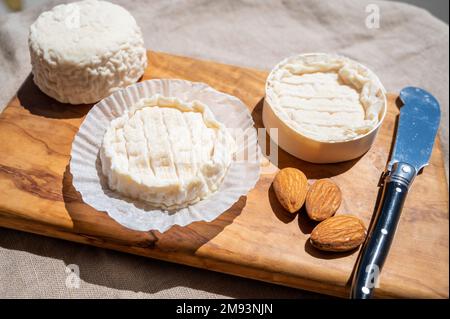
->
[0, 51, 448, 298]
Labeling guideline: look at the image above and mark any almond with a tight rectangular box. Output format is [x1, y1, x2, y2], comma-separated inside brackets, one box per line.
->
[310, 215, 366, 252]
[306, 179, 342, 221]
[272, 168, 308, 214]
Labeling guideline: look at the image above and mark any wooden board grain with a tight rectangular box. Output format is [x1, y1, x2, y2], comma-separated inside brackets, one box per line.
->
[0, 51, 448, 298]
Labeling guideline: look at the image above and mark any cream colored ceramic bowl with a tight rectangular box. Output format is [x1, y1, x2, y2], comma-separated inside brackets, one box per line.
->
[263, 53, 387, 163]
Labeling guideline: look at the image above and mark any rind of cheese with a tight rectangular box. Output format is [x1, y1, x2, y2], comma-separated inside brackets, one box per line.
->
[100, 95, 236, 210]
[28, 0, 147, 104]
[266, 54, 385, 142]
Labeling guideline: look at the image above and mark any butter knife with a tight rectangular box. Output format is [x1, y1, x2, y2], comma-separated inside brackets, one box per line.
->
[350, 87, 441, 299]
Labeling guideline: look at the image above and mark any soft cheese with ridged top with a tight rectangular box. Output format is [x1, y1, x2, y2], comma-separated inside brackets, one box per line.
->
[28, 0, 147, 104]
[266, 54, 385, 142]
[100, 95, 236, 210]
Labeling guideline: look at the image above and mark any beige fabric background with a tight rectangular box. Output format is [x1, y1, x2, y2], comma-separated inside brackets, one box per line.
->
[0, 0, 448, 298]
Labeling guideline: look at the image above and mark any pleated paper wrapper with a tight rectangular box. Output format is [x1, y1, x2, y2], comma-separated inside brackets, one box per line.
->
[70, 79, 261, 232]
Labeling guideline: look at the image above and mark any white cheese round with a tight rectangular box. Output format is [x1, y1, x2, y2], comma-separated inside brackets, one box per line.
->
[100, 95, 236, 210]
[28, 0, 147, 104]
[266, 54, 385, 142]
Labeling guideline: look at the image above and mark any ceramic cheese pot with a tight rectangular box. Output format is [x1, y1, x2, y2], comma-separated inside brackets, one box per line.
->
[263, 53, 387, 163]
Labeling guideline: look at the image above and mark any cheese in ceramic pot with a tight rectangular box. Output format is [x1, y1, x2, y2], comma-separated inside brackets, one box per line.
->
[100, 95, 236, 210]
[28, 0, 147, 104]
[265, 54, 385, 142]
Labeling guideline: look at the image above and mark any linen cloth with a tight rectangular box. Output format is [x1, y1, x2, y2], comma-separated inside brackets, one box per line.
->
[0, 0, 448, 298]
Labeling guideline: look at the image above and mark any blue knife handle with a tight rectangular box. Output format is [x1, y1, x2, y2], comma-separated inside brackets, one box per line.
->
[350, 162, 417, 299]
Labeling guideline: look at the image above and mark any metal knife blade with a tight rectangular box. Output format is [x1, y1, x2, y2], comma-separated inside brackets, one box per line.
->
[388, 87, 441, 172]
